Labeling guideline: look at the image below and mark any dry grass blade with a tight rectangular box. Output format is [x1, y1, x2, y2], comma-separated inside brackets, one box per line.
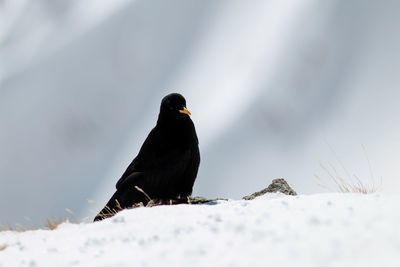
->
[115, 199, 122, 210]
[95, 205, 121, 220]
[134, 186, 152, 202]
[323, 136, 352, 180]
[361, 143, 377, 188]
[45, 219, 65, 230]
[65, 208, 81, 223]
[317, 163, 379, 194]
[0, 245, 6, 251]
[80, 217, 90, 223]
[315, 150, 382, 194]
[15, 224, 26, 232]
[0, 224, 14, 232]
[316, 140, 381, 194]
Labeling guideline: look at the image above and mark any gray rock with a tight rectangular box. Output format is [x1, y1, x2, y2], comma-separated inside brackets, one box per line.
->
[243, 178, 297, 200]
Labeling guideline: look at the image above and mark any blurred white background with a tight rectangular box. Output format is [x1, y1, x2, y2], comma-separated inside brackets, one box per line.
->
[1, 0, 400, 225]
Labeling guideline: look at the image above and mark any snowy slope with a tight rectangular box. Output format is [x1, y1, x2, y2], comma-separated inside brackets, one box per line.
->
[1, 193, 399, 267]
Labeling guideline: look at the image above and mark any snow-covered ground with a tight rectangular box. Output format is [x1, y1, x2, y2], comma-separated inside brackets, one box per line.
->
[1, 193, 399, 267]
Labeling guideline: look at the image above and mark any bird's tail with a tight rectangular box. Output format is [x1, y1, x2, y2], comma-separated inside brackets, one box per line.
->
[93, 192, 123, 222]
[93, 186, 151, 222]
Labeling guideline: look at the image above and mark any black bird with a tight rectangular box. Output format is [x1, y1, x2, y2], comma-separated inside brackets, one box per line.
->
[94, 93, 200, 221]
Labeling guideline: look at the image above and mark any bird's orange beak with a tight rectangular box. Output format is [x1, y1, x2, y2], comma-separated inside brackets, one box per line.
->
[179, 107, 191, 116]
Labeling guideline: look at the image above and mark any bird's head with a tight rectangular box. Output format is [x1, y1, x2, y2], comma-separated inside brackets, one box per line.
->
[158, 93, 191, 122]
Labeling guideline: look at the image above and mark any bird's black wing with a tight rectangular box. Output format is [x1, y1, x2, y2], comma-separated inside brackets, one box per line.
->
[178, 143, 200, 197]
[115, 158, 138, 190]
[115, 127, 159, 190]
[117, 145, 194, 195]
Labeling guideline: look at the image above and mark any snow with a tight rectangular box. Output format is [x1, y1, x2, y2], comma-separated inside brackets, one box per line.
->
[1, 193, 399, 267]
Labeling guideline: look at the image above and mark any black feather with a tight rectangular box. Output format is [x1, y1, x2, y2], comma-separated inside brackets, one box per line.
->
[94, 93, 200, 221]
